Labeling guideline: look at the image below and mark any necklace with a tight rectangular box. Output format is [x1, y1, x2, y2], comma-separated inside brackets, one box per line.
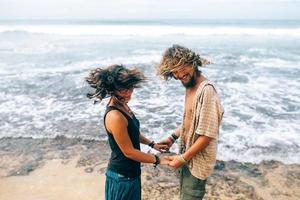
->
[110, 96, 134, 117]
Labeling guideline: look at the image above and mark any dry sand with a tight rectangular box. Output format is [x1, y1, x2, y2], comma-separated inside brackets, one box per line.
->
[0, 158, 105, 200]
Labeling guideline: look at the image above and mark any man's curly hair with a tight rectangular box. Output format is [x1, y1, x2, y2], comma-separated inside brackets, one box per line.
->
[157, 45, 210, 80]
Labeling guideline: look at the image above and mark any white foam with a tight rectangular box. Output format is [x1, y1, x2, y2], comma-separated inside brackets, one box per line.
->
[1, 25, 300, 37]
[254, 58, 300, 69]
[239, 55, 298, 67]
[0, 53, 161, 76]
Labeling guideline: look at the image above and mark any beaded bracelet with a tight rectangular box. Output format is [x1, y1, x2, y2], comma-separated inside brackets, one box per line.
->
[169, 136, 175, 143]
[154, 154, 160, 168]
[178, 154, 187, 164]
[171, 133, 179, 141]
[148, 141, 155, 148]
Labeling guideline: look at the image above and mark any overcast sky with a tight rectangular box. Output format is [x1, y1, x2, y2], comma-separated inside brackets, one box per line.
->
[0, 0, 299, 20]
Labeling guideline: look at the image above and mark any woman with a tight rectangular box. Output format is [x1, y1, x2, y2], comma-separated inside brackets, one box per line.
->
[85, 64, 169, 200]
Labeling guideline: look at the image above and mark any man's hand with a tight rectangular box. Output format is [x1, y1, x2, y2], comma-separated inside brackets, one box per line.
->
[159, 156, 172, 165]
[166, 155, 185, 169]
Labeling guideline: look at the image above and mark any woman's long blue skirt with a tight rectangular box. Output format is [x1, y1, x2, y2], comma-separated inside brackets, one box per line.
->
[105, 170, 141, 200]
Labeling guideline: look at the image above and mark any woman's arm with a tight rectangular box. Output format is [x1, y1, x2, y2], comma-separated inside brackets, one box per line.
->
[139, 133, 169, 152]
[105, 110, 158, 164]
[139, 134, 152, 145]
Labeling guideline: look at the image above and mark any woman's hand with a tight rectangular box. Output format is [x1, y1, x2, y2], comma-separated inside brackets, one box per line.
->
[157, 137, 174, 151]
[153, 143, 169, 153]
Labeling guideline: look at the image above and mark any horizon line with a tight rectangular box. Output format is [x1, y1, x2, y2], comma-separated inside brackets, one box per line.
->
[1, 18, 300, 21]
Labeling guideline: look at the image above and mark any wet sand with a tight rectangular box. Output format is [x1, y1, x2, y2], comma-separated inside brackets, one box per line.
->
[0, 137, 299, 200]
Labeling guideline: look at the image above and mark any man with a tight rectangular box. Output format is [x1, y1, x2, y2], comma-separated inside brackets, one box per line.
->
[157, 45, 224, 200]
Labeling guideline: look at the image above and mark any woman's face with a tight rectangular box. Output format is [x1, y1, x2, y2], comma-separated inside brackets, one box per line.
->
[115, 87, 134, 103]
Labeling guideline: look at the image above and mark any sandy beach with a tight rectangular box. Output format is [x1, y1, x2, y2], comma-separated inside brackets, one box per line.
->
[0, 136, 299, 200]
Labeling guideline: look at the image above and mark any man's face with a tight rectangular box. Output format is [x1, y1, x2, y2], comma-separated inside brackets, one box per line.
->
[171, 65, 196, 88]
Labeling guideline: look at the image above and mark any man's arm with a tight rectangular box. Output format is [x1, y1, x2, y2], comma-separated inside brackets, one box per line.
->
[168, 135, 212, 169]
[157, 126, 181, 149]
[168, 85, 220, 169]
[182, 135, 212, 161]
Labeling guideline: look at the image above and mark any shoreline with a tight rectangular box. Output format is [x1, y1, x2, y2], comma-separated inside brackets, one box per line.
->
[0, 136, 299, 200]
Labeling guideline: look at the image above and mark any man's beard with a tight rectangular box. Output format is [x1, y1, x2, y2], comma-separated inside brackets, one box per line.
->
[182, 75, 196, 88]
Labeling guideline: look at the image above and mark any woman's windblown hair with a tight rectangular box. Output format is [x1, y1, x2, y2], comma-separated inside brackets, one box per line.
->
[85, 64, 146, 103]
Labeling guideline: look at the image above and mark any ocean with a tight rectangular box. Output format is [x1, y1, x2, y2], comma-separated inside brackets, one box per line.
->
[0, 19, 299, 164]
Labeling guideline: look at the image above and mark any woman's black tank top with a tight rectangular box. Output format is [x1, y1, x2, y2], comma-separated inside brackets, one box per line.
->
[104, 106, 141, 178]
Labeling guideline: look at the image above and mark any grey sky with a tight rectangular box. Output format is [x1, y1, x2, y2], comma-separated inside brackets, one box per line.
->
[0, 0, 299, 20]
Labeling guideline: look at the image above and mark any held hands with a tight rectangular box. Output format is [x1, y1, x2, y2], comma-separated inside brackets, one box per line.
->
[157, 137, 174, 152]
[151, 133, 178, 152]
[165, 155, 186, 169]
[159, 156, 172, 165]
[153, 143, 170, 153]
[151, 134, 186, 169]
[157, 155, 186, 169]
[148, 140, 169, 153]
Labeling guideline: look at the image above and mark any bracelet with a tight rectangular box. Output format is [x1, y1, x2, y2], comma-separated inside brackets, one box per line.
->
[168, 136, 175, 143]
[171, 133, 179, 141]
[148, 141, 155, 148]
[154, 155, 160, 168]
[178, 154, 187, 164]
